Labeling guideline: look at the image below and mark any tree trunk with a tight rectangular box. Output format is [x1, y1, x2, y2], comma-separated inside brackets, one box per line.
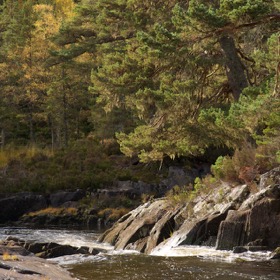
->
[29, 111, 35, 143]
[61, 67, 69, 147]
[219, 35, 248, 101]
[1, 128, 5, 151]
[63, 90, 69, 147]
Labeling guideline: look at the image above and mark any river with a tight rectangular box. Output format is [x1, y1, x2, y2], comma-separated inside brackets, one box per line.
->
[1, 227, 280, 280]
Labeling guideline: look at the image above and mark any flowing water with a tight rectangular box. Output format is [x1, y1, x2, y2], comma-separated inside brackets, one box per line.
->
[1, 227, 280, 280]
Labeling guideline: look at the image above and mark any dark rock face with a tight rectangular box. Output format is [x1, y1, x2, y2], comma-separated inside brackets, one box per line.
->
[216, 210, 249, 250]
[49, 189, 86, 207]
[0, 189, 89, 226]
[0, 193, 47, 223]
[247, 198, 280, 249]
[216, 196, 280, 250]
[178, 212, 229, 246]
[160, 166, 201, 191]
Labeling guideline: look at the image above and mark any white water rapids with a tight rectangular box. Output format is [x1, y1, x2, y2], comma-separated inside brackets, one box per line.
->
[0, 227, 273, 265]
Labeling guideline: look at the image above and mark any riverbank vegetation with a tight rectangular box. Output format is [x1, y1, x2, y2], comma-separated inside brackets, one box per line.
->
[0, 0, 279, 195]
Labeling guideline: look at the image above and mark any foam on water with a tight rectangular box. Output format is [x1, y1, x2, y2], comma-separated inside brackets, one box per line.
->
[151, 245, 272, 262]
[0, 227, 113, 252]
[50, 253, 109, 266]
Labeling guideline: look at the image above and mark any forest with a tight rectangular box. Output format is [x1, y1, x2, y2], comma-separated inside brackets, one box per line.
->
[0, 0, 279, 193]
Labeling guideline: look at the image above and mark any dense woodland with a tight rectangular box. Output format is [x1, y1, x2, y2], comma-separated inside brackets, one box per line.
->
[0, 0, 279, 193]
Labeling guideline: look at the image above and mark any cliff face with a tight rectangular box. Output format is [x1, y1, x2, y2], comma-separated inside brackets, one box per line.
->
[99, 167, 280, 254]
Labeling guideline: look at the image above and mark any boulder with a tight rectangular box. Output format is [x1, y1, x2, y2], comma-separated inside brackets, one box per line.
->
[23, 241, 98, 258]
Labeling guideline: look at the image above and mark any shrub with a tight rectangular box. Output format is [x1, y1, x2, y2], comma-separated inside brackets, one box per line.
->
[211, 155, 237, 181]
[211, 144, 257, 183]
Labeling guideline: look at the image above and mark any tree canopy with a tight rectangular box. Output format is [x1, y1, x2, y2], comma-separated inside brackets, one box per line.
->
[0, 0, 279, 167]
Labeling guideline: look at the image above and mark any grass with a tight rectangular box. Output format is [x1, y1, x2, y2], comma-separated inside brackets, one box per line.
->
[26, 207, 78, 217]
[0, 145, 53, 168]
[98, 207, 130, 222]
[2, 252, 19, 261]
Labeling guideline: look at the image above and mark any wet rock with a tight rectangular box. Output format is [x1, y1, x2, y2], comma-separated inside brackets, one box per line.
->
[99, 168, 280, 254]
[233, 246, 248, 253]
[216, 210, 249, 250]
[145, 209, 179, 254]
[99, 199, 182, 254]
[246, 198, 280, 249]
[247, 239, 265, 246]
[233, 246, 268, 253]
[216, 197, 280, 250]
[0, 239, 77, 279]
[24, 242, 97, 258]
[0, 255, 75, 279]
[270, 247, 280, 259]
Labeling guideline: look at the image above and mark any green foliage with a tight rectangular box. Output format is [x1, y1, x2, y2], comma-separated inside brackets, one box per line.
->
[211, 143, 260, 184]
[167, 175, 218, 206]
[211, 155, 238, 182]
[167, 185, 190, 206]
[0, 0, 279, 193]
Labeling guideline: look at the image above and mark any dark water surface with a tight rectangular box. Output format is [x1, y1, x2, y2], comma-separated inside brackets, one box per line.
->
[69, 254, 280, 280]
[1, 227, 279, 280]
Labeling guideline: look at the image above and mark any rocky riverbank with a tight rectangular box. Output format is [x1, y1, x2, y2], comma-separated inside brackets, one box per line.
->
[0, 166, 202, 228]
[0, 238, 77, 280]
[0, 235, 108, 280]
[99, 167, 280, 256]
[0, 256, 75, 280]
